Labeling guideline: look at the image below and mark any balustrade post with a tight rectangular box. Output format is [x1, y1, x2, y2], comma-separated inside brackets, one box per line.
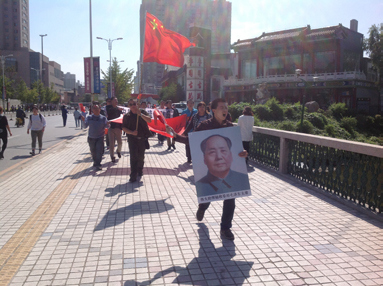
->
[279, 137, 289, 174]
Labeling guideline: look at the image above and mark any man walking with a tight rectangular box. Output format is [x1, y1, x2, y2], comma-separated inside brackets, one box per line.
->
[122, 99, 152, 183]
[165, 100, 179, 150]
[181, 99, 197, 162]
[27, 105, 46, 156]
[82, 104, 109, 170]
[0, 106, 12, 159]
[106, 97, 123, 163]
[166, 98, 248, 240]
[61, 105, 68, 127]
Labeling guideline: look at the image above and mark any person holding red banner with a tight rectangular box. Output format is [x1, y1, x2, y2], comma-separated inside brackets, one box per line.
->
[122, 99, 152, 183]
[165, 100, 179, 150]
[165, 98, 248, 241]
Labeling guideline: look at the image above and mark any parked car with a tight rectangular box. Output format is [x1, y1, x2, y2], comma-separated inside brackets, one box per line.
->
[173, 102, 187, 113]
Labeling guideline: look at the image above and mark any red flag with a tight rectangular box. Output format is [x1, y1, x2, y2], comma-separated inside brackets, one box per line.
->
[143, 12, 195, 67]
[110, 113, 187, 138]
[79, 103, 86, 113]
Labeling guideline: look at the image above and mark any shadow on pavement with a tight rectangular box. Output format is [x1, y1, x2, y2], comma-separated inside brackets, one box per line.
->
[104, 182, 139, 197]
[124, 223, 253, 285]
[97, 166, 184, 177]
[10, 155, 31, 160]
[94, 198, 174, 232]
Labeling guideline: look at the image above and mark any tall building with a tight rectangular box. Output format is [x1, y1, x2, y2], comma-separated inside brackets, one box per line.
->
[0, 0, 30, 50]
[64, 72, 76, 90]
[139, 0, 231, 90]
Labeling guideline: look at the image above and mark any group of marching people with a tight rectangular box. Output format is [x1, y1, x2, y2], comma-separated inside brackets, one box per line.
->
[83, 96, 255, 240]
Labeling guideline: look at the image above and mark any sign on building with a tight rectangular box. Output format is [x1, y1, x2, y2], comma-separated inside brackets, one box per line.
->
[186, 56, 204, 101]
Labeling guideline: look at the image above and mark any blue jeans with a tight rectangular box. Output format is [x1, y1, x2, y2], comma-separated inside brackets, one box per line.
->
[87, 136, 104, 166]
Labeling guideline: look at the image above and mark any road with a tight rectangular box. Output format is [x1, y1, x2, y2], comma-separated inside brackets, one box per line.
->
[0, 112, 86, 173]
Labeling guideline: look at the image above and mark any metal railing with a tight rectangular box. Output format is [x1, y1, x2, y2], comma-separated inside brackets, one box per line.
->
[224, 71, 367, 86]
[249, 127, 383, 213]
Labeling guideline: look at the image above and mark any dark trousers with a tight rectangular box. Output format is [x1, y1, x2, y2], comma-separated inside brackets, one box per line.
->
[62, 115, 67, 127]
[185, 144, 191, 161]
[199, 199, 235, 230]
[158, 133, 165, 143]
[128, 137, 146, 179]
[242, 141, 250, 163]
[0, 135, 7, 154]
[88, 136, 104, 166]
[31, 130, 44, 150]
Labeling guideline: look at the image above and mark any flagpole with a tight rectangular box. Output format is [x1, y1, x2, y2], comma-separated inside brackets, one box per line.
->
[137, 11, 147, 130]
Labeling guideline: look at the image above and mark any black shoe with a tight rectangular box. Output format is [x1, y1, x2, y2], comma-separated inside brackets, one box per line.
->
[129, 177, 137, 183]
[220, 229, 235, 241]
[30, 151, 35, 156]
[167, 146, 171, 151]
[95, 166, 102, 171]
[172, 144, 176, 149]
[0, 152, 3, 159]
[117, 152, 121, 158]
[187, 158, 192, 163]
[111, 156, 116, 163]
[39, 149, 42, 154]
[196, 207, 205, 221]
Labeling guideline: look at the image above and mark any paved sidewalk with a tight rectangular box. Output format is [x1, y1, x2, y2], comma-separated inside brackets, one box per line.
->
[0, 132, 383, 286]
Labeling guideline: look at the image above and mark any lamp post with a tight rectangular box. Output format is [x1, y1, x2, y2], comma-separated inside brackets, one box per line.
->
[1, 54, 13, 110]
[39, 34, 47, 85]
[295, 69, 307, 132]
[96, 37, 123, 98]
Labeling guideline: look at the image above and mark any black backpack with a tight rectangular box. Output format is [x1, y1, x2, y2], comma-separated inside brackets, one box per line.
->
[30, 114, 43, 122]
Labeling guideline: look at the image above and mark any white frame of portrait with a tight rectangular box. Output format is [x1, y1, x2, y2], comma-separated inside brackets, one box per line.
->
[189, 126, 251, 203]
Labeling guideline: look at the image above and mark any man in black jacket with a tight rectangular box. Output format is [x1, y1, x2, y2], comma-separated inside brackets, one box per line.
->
[122, 99, 152, 182]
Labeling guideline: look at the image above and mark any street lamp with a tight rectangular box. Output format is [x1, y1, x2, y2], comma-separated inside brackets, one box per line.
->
[96, 37, 123, 98]
[295, 69, 307, 132]
[39, 34, 47, 85]
[1, 54, 13, 110]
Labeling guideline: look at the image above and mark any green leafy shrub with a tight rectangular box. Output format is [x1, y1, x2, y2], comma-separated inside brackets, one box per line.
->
[278, 121, 296, 131]
[228, 102, 252, 122]
[253, 116, 260, 126]
[305, 112, 327, 129]
[329, 102, 347, 119]
[297, 120, 314, 134]
[265, 97, 284, 121]
[254, 104, 271, 121]
[325, 124, 336, 137]
[341, 116, 357, 133]
[284, 107, 296, 119]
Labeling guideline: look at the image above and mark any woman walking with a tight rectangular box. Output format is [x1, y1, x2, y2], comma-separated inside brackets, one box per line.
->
[237, 106, 254, 164]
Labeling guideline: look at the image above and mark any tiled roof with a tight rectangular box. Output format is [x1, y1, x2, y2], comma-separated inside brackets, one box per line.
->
[232, 24, 349, 49]
[256, 27, 306, 42]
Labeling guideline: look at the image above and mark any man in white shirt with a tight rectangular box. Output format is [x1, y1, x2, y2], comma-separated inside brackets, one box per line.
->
[27, 105, 46, 156]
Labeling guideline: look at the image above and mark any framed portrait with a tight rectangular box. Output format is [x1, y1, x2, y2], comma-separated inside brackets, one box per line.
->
[189, 126, 251, 203]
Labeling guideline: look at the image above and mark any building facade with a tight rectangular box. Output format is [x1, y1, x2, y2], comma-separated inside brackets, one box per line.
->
[139, 0, 231, 90]
[225, 20, 380, 114]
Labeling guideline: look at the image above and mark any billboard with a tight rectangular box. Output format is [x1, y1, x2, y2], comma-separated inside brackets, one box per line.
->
[84, 57, 101, 94]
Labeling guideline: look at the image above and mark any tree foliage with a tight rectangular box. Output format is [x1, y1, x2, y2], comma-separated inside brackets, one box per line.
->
[364, 24, 383, 88]
[159, 82, 184, 102]
[101, 57, 134, 103]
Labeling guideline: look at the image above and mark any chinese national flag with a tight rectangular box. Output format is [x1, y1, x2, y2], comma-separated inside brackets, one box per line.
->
[143, 12, 195, 67]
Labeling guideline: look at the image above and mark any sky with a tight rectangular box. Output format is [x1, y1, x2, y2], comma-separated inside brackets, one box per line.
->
[29, 0, 383, 84]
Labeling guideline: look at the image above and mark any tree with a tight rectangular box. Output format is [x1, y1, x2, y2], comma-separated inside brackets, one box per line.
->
[101, 57, 134, 103]
[159, 82, 184, 102]
[15, 80, 29, 103]
[364, 24, 383, 88]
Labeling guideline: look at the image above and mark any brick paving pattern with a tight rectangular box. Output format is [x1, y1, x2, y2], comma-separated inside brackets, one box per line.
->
[1, 131, 383, 286]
